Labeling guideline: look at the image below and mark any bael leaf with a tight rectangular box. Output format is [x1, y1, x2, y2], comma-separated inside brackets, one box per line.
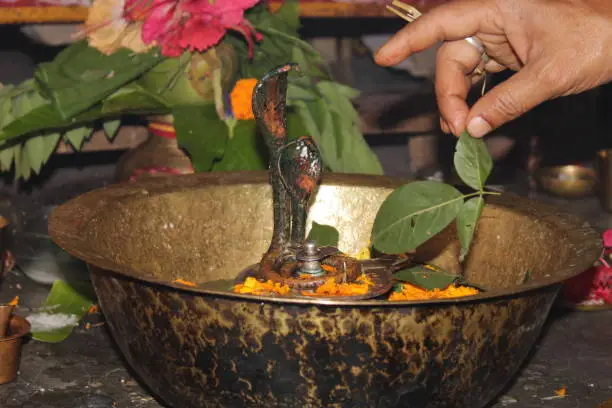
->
[307, 221, 340, 247]
[394, 264, 458, 290]
[30, 280, 96, 343]
[102, 119, 121, 139]
[173, 104, 228, 172]
[211, 120, 267, 171]
[454, 131, 493, 191]
[456, 195, 485, 262]
[371, 181, 464, 254]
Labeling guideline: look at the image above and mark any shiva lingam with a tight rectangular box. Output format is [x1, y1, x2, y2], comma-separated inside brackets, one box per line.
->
[240, 63, 406, 299]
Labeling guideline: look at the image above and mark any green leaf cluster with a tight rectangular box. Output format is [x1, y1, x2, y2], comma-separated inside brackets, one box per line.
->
[371, 131, 496, 262]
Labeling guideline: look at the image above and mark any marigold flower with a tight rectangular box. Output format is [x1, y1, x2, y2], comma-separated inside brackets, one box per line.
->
[230, 78, 258, 120]
[388, 283, 479, 301]
[301, 274, 375, 297]
[233, 277, 290, 296]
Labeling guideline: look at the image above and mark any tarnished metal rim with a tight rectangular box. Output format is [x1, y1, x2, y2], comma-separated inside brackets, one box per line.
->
[49, 171, 603, 307]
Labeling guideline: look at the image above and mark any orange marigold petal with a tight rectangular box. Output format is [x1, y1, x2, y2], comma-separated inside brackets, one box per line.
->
[389, 283, 479, 301]
[230, 78, 258, 120]
[173, 278, 197, 287]
[232, 277, 290, 296]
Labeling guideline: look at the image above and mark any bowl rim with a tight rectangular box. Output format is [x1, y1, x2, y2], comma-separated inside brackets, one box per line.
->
[49, 171, 603, 307]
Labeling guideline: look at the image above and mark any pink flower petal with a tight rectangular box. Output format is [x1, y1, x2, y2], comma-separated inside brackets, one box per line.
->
[141, 1, 176, 43]
[603, 229, 612, 248]
[179, 18, 226, 51]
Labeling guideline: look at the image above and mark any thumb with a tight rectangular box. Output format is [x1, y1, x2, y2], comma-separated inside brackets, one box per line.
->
[465, 64, 557, 137]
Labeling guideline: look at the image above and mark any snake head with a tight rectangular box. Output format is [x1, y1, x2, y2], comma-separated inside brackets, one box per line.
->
[279, 135, 323, 202]
[252, 63, 300, 149]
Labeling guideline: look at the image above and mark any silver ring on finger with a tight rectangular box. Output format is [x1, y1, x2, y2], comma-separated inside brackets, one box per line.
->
[464, 36, 490, 65]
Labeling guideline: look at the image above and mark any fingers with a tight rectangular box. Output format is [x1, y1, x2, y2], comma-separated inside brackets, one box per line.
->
[435, 40, 483, 135]
[440, 117, 450, 134]
[375, 0, 494, 66]
[465, 63, 557, 137]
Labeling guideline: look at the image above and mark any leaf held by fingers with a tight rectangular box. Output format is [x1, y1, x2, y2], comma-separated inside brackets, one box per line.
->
[371, 181, 463, 254]
[454, 131, 493, 191]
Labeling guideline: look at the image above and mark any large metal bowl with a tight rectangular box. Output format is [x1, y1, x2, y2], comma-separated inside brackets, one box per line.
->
[48, 172, 602, 408]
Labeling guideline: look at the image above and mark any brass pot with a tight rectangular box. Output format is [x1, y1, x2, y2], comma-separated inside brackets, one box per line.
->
[0, 310, 30, 385]
[534, 165, 597, 199]
[48, 172, 602, 408]
[115, 115, 194, 182]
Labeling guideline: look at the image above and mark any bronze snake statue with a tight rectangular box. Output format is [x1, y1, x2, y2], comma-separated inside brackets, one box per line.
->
[252, 64, 363, 289]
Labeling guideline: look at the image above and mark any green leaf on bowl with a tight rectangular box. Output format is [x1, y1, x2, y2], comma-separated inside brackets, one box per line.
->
[456, 195, 485, 262]
[307, 221, 340, 247]
[371, 181, 464, 254]
[30, 280, 96, 343]
[394, 264, 458, 290]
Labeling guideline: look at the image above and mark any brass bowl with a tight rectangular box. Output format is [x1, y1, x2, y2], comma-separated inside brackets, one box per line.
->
[535, 165, 597, 198]
[48, 172, 602, 408]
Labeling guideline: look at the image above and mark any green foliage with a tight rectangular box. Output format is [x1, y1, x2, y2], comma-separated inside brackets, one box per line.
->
[456, 196, 485, 262]
[454, 130, 493, 190]
[394, 264, 459, 290]
[307, 222, 340, 247]
[31, 280, 96, 343]
[372, 132, 496, 260]
[371, 181, 465, 254]
[34, 40, 164, 119]
[173, 105, 228, 172]
[211, 120, 268, 171]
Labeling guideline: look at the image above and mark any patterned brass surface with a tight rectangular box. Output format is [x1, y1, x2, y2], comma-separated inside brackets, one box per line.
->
[49, 171, 602, 407]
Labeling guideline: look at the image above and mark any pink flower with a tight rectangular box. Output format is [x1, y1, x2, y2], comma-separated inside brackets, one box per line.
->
[129, 0, 262, 57]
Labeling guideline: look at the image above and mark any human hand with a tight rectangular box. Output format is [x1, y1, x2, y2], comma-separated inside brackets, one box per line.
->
[375, 0, 612, 137]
